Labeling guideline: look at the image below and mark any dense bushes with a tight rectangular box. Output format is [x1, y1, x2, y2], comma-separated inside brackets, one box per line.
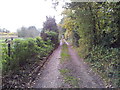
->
[2, 37, 54, 74]
[85, 46, 120, 87]
[41, 31, 59, 48]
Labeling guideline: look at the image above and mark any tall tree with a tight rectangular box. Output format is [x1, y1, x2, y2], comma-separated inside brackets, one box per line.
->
[41, 16, 59, 48]
[43, 16, 58, 33]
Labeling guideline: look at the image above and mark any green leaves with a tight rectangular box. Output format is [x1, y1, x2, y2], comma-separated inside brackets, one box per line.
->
[61, 2, 120, 87]
[85, 46, 120, 87]
[2, 37, 55, 73]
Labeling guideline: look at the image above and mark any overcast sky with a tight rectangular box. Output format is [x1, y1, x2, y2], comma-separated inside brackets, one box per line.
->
[0, 0, 65, 32]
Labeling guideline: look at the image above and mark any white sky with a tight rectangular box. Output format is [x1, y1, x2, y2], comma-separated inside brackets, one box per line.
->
[0, 0, 64, 32]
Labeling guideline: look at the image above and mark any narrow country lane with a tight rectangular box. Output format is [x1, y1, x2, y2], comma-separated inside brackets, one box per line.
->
[32, 41, 63, 88]
[32, 39, 105, 88]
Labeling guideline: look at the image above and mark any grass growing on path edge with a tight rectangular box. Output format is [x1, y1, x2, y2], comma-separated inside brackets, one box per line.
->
[61, 44, 70, 63]
[59, 69, 79, 88]
[60, 43, 79, 88]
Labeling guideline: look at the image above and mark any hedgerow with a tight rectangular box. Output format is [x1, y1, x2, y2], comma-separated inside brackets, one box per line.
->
[2, 37, 54, 74]
[85, 46, 120, 87]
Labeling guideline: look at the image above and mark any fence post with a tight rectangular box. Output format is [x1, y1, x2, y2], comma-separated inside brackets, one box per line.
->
[8, 41, 11, 57]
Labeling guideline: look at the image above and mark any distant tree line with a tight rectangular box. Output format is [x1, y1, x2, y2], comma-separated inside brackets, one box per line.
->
[0, 28, 10, 33]
[17, 26, 40, 38]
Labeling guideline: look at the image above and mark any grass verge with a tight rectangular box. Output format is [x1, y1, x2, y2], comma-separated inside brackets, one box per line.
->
[60, 69, 79, 88]
[60, 43, 79, 88]
[61, 44, 70, 63]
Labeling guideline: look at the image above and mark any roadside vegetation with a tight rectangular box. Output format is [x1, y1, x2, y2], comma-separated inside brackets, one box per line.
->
[2, 35, 57, 88]
[60, 2, 120, 88]
[85, 46, 120, 87]
[2, 37, 54, 74]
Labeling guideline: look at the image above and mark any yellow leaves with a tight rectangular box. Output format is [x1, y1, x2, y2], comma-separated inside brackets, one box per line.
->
[61, 9, 77, 31]
[58, 23, 62, 27]
[61, 9, 72, 16]
[64, 28, 73, 39]
[61, 17, 76, 39]
[60, 9, 78, 39]
[62, 17, 75, 31]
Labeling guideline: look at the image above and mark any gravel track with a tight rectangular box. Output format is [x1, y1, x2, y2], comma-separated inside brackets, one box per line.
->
[33, 46, 62, 88]
[32, 40, 105, 88]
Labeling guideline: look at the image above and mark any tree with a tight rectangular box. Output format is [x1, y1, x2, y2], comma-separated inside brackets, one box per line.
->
[41, 16, 59, 48]
[62, 2, 120, 48]
[43, 16, 58, 33]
